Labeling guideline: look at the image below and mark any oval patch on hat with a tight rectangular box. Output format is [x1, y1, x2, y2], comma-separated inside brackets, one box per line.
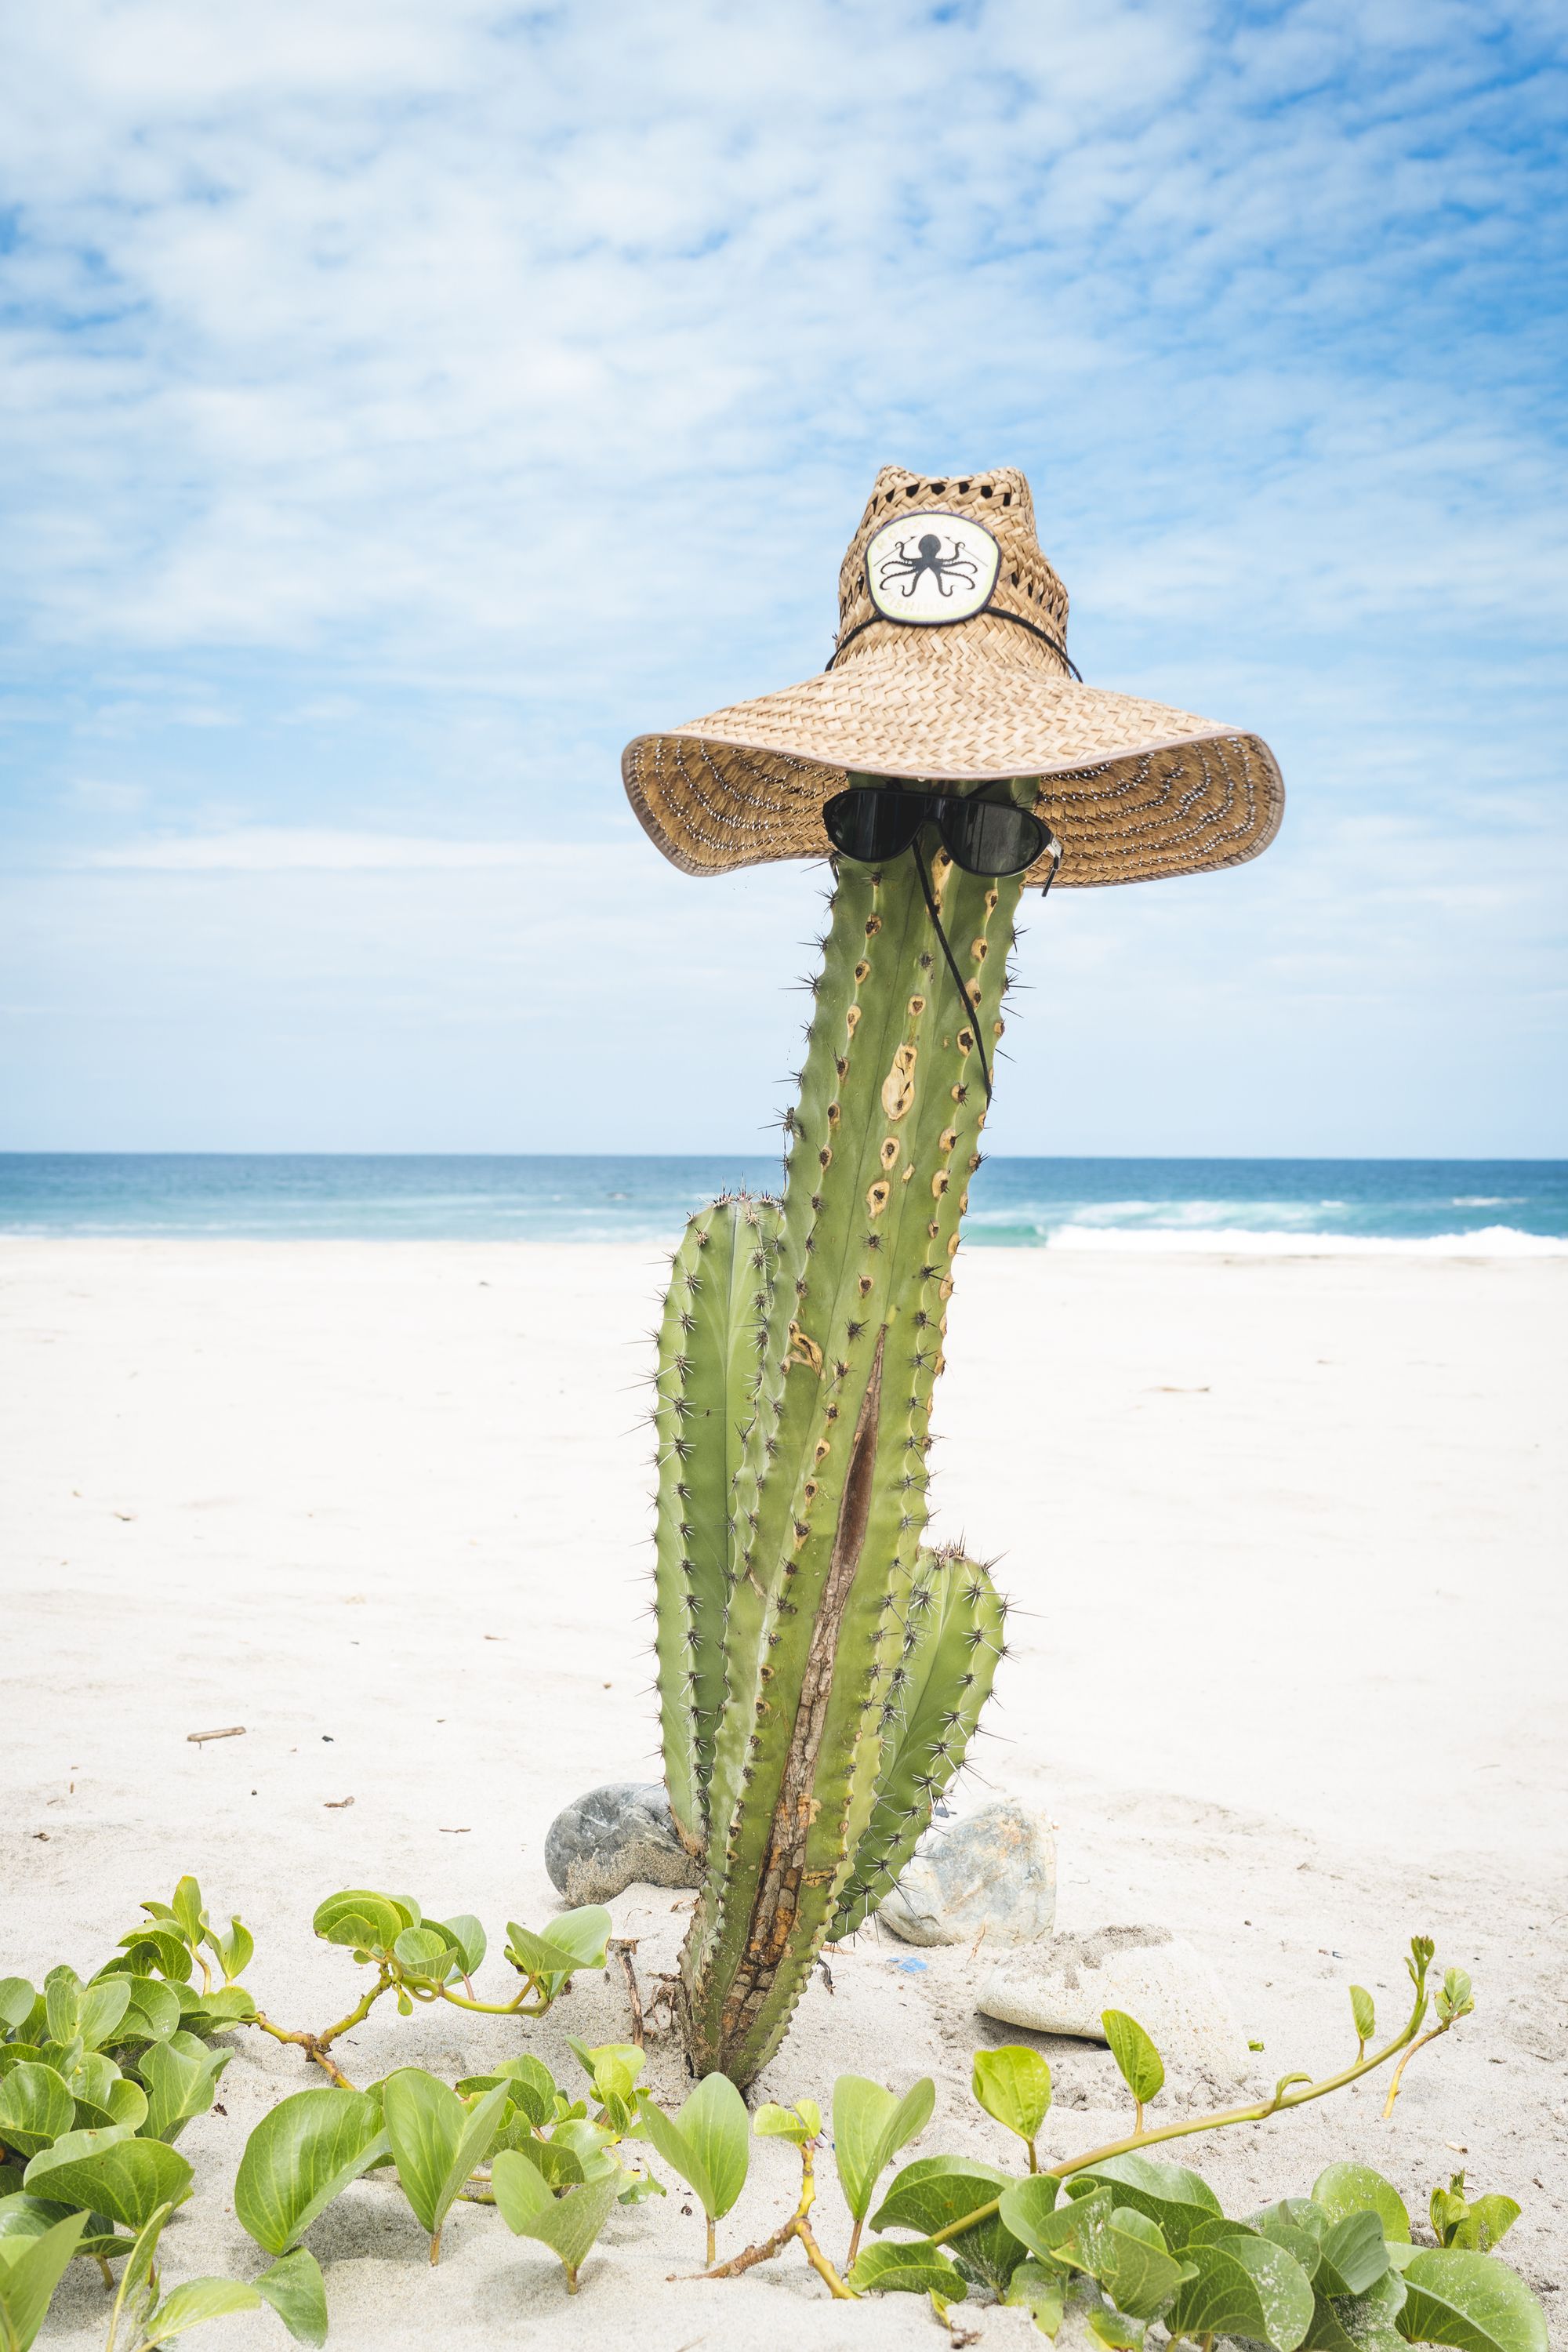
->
[865, 509, 1002, 626]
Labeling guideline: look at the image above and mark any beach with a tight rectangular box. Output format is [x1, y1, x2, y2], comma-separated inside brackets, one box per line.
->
[5, 1237, 1564, 2347]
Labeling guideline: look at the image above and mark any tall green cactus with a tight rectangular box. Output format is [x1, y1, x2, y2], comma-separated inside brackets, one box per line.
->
[652, 810, 1025, 2085]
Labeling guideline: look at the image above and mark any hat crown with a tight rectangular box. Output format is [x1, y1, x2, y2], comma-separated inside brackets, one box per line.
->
[836, 465, 1070, 671]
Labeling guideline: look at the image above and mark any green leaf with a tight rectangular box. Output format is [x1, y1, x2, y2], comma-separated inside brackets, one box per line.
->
[1318, 2212, 1393, 2299]
[181, 1987, 256, 2031]
[169, 1880, 209, 1951]
[999, 2173, 1078, 2258]
[0, 2197, 70, 2245]
[140, 2279, 262, 2344]
[256, 2249, 329, 2347]
[0, 2209, 88, 2351]
[848, 2238, 968, 2299]
[391, 1926, 459, 1981]
[753, 2099, 820, 2144]
[114, 1980, 183, 2048]
[1447, 2200, 1521, 2256]
[41, 1972, 84, 2050]
[1167, 2235, 1316, 2351]
[73, 1976, 131, 2051]
[1067, 2153, 1224, 2249]
[1033, 2190, 1189, 2321]
[1101, 2013, 1165, 2109]
[0, 2067, 74, 2160]
[539, 1907, 612, 1970]
[1090, 2306, 1148, 2350]
[503, 2135, 586, 2188]
[971, 2048, 1052, 2147]
[77, 2079, 150, 2136]
[503, 1908, 612, 2002]
[24, 2128, 191, 2231]
[137, 2040, 230, 2146]
[1396, 2250, 1548, 2352]
[455, 2057, 556, 2129]
[1436, 1970, 1474, 2027]
[642, 2072, 748, 2222]
[381, 2070, 511, 2246]
[565, 2038, 644, 2125]
[1350, 1987, 1377, 2045]
[116, 1929, 194, 1986]
[439, 1916, 485, 1977]
[876, 2154, 1024, 2295]
[207, 1918, 255, 1986]
[548, 2118, 619, 2183]
[873, 2154, 1011, 2238]
[311, 1891, 409, 1955]
[103, 2203, 171, 2349]
[1313, 2163, 1412, 2245]
[234, 2087, 390, 2256]
[1002, 2178, 1189, 2318]
[676, 2074, 750, 2216]
[0, 1985, 36, 2038]
[491, 2154, 619, 2287]
[833, 2075, 935, 2225]
[1005, 2256, 1069, 2337]
[1305, 2268, 1409, 2352]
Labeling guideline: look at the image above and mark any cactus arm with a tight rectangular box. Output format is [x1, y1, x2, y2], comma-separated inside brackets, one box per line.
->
[679, 825, 1025, 2082]
[829, 1548, 1006, 1943]
[652, 1195, 781, 1855]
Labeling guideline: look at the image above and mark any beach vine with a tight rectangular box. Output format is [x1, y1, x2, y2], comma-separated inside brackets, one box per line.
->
[1, 1887, 1549, 2352]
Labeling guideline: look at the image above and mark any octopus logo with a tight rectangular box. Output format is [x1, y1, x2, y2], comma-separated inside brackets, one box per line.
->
[864, 510, 1001, 626]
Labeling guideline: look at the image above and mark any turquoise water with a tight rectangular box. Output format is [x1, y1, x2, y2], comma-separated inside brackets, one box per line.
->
[2, 1156, 1565, 1250]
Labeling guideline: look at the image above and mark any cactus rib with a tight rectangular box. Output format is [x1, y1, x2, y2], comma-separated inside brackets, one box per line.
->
[829, 1545, 1006, 1943]
[652, 1193, 781, 1855]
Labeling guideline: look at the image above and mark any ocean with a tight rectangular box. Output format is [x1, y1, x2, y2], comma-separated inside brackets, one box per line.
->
[2, 1155, 1565, 1252]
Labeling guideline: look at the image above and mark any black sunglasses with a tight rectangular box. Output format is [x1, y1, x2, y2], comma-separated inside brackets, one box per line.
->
[823, 784, 1058, 883]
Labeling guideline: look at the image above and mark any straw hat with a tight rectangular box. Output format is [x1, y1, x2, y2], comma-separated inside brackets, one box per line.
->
[623, 465, 1283, 888]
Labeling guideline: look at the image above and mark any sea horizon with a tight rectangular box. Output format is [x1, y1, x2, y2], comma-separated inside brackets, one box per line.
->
[2, 1152, 1565, 1254]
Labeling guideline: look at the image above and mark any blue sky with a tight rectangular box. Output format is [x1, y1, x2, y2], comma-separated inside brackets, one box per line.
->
[1, 0, 1563, 1155]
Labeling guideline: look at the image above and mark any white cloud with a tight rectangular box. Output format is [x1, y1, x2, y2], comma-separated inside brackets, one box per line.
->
[82, 827, 546, 870]
[0, 0, 1563, 1149]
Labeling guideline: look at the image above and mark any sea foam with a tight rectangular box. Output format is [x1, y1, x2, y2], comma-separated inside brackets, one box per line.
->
[1044, 1224, 1568, 1258]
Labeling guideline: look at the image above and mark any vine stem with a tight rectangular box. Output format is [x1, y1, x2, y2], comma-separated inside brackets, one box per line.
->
[247, 1971, 392, 2086]
[434, 1982, 550, 2018]
[1381, 2025, 1447, 2118]
[705, 2140, 856, 2299]
[925, 1966, 1445, 2254]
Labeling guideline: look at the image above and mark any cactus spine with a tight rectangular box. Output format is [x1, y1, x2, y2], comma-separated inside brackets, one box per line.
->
[652, 815, 1025, 2085]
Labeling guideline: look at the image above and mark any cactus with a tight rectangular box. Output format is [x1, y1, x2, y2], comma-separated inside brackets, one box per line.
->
[652, 811, 1025, 2084]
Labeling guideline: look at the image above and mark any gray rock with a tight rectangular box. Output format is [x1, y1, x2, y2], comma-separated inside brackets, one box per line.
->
[878, 1797, 1056, 1948]
[543, 1782, 703, 1906]
[977, 1924, 1253, 2088]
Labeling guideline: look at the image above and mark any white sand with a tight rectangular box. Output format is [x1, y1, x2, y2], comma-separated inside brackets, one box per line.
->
[3, 1240, 1564, 2348]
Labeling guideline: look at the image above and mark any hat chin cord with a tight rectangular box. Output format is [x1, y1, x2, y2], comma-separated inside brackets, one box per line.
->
[909, 815, 1059, 1106]
[912, 836, 993, 1104]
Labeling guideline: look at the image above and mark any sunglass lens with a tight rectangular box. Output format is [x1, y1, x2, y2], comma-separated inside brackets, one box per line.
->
[938, 797, 1046, 877]
[822, 789, 927, 864]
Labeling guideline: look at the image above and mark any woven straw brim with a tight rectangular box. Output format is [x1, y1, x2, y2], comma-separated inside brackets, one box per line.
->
[624, 631, 1283, 888]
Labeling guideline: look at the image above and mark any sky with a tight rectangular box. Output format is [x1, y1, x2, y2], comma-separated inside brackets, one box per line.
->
[1, 0, 1564, 1157]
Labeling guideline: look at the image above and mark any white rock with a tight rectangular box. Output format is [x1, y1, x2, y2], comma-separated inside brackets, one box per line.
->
[976, 1924, 1253, 2088]
[879, 1797, 1056, 1948]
